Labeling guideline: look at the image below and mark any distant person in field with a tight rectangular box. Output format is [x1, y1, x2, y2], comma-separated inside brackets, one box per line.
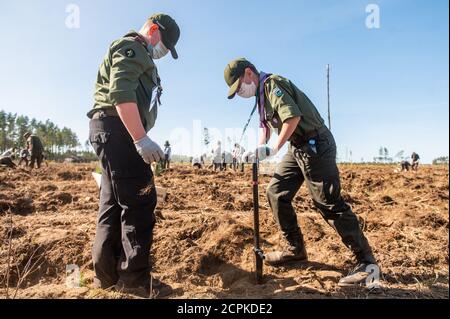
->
[0, 147, 17, 169]
[224, 58, 378, 288]
[411, 152, 420, 171]
[192, 155, 203, 169]
[212, 141, 222, 171]
[1, 147, 16, 159]
[18, 148, 30, 167]
[0, 154, 17, 169]
[232, 143, 245, 172]
[163, 141, 172, 170]
[24, 132, 44, 169]
[400, 160, 411, 172]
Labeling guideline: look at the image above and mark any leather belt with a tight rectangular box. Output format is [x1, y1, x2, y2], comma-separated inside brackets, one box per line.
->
[91, 108, 120, 119]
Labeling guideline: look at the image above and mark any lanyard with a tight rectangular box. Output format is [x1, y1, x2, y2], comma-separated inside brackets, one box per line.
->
[134, 34, 163, 112]
[238, 72, 272, 144]
[258, 72, 272, 141]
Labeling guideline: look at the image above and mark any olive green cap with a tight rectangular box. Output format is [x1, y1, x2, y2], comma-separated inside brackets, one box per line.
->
[149, 13, 180, 59]
[224, 58, 255, 99]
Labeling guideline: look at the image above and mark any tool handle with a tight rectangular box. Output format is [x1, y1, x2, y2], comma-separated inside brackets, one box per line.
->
[252, 161, 263, 284]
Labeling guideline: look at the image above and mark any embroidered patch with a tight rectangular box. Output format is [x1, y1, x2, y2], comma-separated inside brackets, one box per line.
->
[274, 86, 283, 98]
[125, 49, 135, 58]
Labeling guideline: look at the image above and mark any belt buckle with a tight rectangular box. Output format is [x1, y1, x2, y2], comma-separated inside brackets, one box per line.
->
[96, 110, 108, 119]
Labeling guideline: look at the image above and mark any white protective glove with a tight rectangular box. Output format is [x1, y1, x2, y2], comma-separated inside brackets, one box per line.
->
[241, 151, 255, 163]
[134, 136, 164, 164]
[256, 145, 277, 161]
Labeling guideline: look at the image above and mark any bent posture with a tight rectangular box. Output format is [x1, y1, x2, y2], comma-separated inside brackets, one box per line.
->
[224, 58, 378, 287]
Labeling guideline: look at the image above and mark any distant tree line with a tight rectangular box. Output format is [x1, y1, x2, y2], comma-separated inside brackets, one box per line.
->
[0, 110, 79, 158]
[171, 155, 193, 163]
[432, 156, 449, 165]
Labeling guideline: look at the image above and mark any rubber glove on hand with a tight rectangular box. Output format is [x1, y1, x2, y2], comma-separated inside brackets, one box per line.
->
[242, 151, 255, 163]
[256, 145, 277, 161]
[134, 136, 164, 164]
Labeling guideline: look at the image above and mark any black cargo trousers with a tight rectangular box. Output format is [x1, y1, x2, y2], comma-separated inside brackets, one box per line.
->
[89, 113, 157, 289]
[266, 128, 375, 264]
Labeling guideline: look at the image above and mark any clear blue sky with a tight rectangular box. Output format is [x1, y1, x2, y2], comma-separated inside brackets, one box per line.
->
[0, 0, 448, 163]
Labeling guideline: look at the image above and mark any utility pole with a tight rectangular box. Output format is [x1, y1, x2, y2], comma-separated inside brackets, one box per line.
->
[326, 64, 331, 131]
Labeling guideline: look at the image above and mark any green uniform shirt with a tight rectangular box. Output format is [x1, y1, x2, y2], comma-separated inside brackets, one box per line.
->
[88, 31, 160, 132]
[262, 75, 325, 140]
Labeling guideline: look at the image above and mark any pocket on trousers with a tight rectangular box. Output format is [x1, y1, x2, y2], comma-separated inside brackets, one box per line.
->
[111, 169, 155, 208]
[89, 131, 110, 157]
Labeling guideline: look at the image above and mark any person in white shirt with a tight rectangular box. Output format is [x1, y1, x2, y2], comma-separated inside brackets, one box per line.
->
[212, 141, 222, 171]
[232, 143, 245, 172]
[1, 147, 16, 159]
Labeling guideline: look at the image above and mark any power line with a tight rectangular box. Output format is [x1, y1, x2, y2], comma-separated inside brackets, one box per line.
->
[326, 64, 331, 131]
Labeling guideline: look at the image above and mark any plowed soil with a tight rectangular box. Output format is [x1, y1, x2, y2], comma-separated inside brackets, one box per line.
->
[0, 163, 448, 299]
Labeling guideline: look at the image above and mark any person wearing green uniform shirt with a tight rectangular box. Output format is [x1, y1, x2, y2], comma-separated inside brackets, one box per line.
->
[224, 58, 379, 287]
[87, 13, 180, 298]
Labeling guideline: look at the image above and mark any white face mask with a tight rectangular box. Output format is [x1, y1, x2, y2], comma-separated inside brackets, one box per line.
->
[237, 81, 257, 98]
[149, 41, 169, 59]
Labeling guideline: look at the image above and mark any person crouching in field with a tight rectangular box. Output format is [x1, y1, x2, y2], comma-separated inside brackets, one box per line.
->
[0, 154, 17, 169]
[18, 148, 30, 167]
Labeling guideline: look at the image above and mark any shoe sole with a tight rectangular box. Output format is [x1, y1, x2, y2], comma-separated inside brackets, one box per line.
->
[338, 282, 383, 293]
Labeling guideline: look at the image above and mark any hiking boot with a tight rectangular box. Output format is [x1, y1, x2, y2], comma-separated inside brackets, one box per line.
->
[149, 277, 173, 298]
[115, 277, 173, 299]
[338, 262, 381, 289]
[265, 232, 308, 266]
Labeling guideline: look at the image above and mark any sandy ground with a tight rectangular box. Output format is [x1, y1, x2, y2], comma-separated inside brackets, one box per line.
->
[0, 162, 448, 299]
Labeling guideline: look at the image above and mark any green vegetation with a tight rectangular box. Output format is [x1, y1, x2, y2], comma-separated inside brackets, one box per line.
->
[432, 156, 449, 165]
[0, 110, 96, 161]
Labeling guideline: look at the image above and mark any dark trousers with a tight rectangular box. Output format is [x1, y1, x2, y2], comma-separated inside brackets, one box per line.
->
[266, 128, 375, 264]
[163, 155, 170, 170]
[30, 153, 43, 168]
[89, 116, 157, 288]
[232, 160, 244, 172]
